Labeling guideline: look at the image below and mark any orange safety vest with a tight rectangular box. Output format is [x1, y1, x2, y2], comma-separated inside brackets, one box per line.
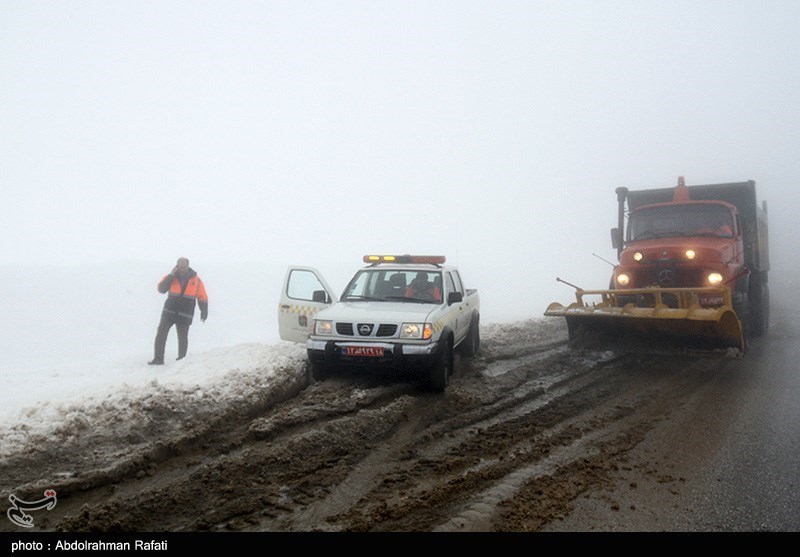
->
[165, 275, 208, 302]
[158, 271, 208, 323]
[405, 284, 442, 303]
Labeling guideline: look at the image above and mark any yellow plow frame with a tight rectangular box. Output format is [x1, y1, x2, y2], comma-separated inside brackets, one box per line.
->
[545, 286, 744, 353]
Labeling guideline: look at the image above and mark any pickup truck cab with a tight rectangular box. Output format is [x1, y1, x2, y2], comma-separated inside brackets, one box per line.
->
[278, 255, 480, 392]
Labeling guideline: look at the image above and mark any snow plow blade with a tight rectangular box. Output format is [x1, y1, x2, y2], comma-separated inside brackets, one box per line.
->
[545, 286, 745, 354]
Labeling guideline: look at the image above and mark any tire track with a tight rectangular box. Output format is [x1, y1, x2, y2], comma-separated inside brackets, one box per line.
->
[2, 320, 730, 532]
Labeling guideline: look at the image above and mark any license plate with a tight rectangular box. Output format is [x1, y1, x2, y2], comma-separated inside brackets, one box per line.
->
[699, 295, 724, 306]
[342, 346, 385, 357]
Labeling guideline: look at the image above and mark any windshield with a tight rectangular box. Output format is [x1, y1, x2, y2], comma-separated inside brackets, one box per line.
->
[341, 269, 443, 303]
[628, 203, 735, 242]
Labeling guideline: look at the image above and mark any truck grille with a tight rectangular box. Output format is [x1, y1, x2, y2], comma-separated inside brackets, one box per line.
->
[633, 266, 706, 288]
[334, 323, 398, 337]
[377, 324, 398, 337]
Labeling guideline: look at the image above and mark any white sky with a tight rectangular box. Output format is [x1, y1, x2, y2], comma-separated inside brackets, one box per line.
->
[2, 0, 800, 319]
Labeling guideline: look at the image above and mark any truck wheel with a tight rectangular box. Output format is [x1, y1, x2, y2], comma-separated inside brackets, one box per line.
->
[310, 360, 330, 382]
[460, 317, 480, 357]
[734, 293, 751, 340]
[748, 271, 769, 337]
[430, 336, 453, 392]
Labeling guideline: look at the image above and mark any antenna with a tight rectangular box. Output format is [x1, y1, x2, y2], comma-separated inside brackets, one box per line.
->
[593, 253, 617, 268]
[556, 277, 583, 290]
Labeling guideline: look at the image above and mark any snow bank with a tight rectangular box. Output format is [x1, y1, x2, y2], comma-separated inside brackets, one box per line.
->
[0, 342, 306, 461]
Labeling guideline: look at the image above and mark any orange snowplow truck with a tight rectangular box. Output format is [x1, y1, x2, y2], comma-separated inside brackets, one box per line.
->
[546, 177, 769, 354]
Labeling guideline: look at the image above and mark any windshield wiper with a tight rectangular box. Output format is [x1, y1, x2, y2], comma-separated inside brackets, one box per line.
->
[342, 295, 382, 301]
[633, 230, 659, 240]
[634, 230, 693, 240]
[384, 295, 436, 304]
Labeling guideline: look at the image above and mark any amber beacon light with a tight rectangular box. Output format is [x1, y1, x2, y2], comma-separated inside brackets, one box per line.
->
[363, 255, 446, 264]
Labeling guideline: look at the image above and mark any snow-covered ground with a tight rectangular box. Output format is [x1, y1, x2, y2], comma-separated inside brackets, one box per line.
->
[0, 260, 559, 459]
[0, 261, 307, 457]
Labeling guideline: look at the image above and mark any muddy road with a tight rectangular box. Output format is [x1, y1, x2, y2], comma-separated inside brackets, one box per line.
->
[2, 308, 799, 532]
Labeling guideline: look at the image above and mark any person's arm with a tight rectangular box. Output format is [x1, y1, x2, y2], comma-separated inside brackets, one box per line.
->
[157, 272, 175, 293]
[197, 279, 209, 321]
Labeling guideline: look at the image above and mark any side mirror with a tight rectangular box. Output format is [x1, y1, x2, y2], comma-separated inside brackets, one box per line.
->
[447, 291, 463, 305]
[312, 290, 329, 303]
[611, 227, 620, 250]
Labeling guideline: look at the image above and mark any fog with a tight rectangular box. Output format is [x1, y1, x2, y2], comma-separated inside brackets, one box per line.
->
[3, 1, 800, 350]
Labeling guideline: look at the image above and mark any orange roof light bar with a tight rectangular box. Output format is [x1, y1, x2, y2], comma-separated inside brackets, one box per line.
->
[363, 255, 446, 265]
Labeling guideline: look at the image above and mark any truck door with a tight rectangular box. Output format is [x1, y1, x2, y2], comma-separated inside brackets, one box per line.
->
[444, 271, 464, 340]
[452, 270, 471, 341]
[278, 266, 338, 343]
[453, 271, 471, 342]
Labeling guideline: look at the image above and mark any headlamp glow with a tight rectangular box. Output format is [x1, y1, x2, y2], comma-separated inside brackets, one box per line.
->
[400, 323, 433, 339]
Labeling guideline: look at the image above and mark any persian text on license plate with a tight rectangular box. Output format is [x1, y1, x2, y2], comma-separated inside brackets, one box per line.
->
[342, 346, 385, 357]
[699, 295, 724, 306]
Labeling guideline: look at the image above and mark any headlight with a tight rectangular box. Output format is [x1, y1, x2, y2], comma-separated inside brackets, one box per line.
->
[707, 273, 723, 285]
[401, 323, 433, 340]
[616, 273, 630, 286]
[314, 320, 334, 335]
[633, 252, 643, 262]
[685, 250, 696, 260]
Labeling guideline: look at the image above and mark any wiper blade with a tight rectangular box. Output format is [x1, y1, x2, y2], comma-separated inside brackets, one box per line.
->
[384, 295, 436, 304]
[342, 295, 382, 301]
[635, 230, 692, 240]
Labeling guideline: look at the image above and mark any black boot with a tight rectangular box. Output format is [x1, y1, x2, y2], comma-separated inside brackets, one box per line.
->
[148, 358, 164, 365]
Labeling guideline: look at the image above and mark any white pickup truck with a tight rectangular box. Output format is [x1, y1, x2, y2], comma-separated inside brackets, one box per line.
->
[278, 255, 480, 392]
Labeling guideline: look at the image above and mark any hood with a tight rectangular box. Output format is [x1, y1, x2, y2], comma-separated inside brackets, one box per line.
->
[623, 236, 737, 264]
[314, 301, 436, 324]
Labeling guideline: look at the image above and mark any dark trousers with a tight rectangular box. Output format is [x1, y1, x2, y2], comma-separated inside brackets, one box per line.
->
[153, 312, 190, 361]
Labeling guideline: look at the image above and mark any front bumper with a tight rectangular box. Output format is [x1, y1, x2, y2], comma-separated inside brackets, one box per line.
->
[307, 339, 439, 370]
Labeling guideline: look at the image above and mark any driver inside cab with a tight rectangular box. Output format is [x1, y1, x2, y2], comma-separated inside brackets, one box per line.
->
[405, 272, 442, 303]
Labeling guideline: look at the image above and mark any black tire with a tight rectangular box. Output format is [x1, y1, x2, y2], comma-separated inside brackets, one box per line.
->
[459, 316, 480, 357]
[430, 335, 453, 392]
[748, 271, 769, 337]
[310, 360, 330, 382]
[734, 292, 751, 340]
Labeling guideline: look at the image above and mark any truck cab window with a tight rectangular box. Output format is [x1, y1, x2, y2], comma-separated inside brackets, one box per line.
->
[452, 271, 464, 294]
[445, 272, 456, 296]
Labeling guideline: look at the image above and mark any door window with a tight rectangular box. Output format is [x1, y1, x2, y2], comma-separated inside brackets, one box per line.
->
[287, 269, 326, 301]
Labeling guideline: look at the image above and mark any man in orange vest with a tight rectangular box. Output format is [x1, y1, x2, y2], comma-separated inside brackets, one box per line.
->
[405, 272, 442, 303]
[148, 257, 209, 365]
